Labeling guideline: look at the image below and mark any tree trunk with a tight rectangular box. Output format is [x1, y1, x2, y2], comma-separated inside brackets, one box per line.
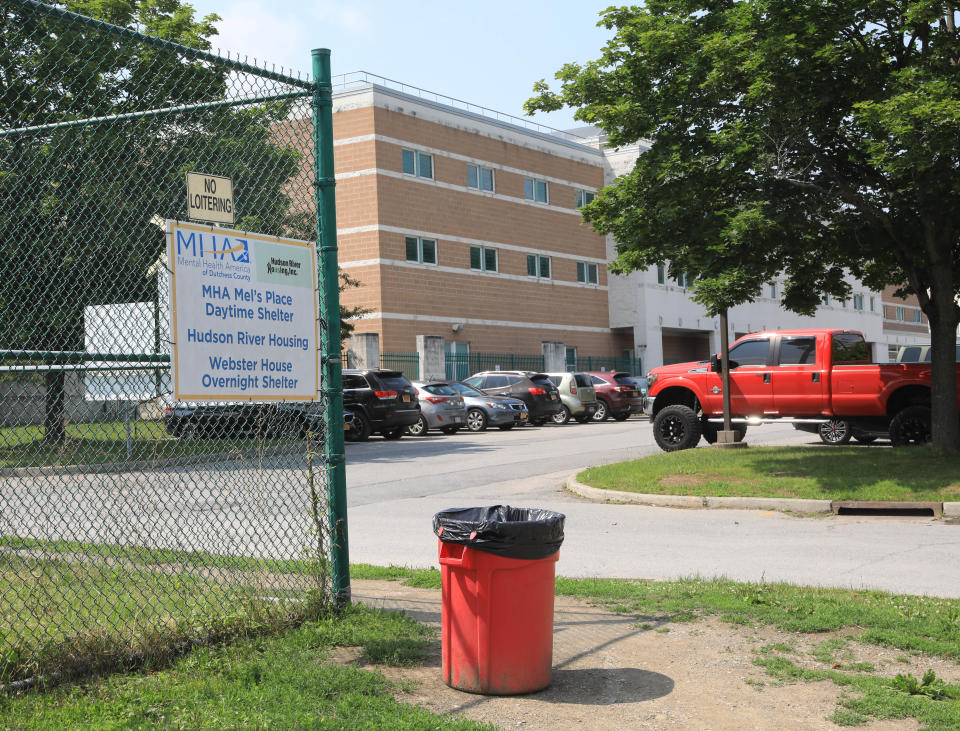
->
[927, 279, 960, 450]
[43, 371, 66, 445]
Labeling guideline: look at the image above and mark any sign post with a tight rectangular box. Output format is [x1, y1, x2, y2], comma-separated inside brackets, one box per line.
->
[166, 220, 319, 402]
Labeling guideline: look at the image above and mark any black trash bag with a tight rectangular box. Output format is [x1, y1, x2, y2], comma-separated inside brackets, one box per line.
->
[433, 505, 565, 560]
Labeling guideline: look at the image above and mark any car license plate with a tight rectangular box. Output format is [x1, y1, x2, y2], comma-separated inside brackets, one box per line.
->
[628, 390, 638, 397]
[520, 413, 528, 420]
[402, 394, 410, 402]
[551, 394, 557, 400]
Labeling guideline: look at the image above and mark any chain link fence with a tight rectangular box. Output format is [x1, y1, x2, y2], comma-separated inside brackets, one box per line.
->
[0, 0, 344, 686]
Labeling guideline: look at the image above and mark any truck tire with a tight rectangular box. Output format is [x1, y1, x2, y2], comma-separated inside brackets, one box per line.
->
[889, 405, 931, 446]
[701, 420, 748, 445]
[818, 419, 851, 445]
[653, 405, 702, 451]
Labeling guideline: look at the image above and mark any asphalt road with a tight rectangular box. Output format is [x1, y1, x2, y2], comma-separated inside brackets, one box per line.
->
[345, 418, 960, 599]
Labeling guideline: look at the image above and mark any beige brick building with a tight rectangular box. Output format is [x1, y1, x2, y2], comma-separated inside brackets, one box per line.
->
[327, 79, 628, 365]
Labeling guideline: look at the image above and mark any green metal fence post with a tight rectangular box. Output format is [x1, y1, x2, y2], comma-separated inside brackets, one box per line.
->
[312, 48, 350, 607]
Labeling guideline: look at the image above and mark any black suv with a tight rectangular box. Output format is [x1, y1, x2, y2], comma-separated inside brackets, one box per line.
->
[462, 371, 563, 425]
[342, 369, 420, 441]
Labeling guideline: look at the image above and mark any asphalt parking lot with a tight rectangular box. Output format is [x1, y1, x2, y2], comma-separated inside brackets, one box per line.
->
[345, 418, 960, 598]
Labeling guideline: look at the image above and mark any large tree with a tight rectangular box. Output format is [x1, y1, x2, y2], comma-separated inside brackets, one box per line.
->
[527, 1, 960, 448]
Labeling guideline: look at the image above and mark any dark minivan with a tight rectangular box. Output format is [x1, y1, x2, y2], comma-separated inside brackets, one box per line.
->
[462, 370, 563, 425]
[342, 369, 420, 441]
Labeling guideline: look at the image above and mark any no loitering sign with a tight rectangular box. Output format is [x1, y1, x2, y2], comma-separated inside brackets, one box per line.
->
[186, 172, 234, 225]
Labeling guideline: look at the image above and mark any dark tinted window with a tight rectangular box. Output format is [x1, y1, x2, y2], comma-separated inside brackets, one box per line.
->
[591, 375, 607, 385]
[574, 374, 592, 387]
[506, 374, 525, 385]
[613, 373, 634, 386]
[728, 339, 770, 367]
[832, 333, 870, 364]
[450, 382, 483, 397]
[424, 384, 456, 395]
[546, 375, 562, 386]
[373, 374, 413, 390]
[779, 337, 816, 365]
[530, 375, 553, 387]
[483, 374, 509, 388]
[343, 374, 368, 389]
[899, 346, 923, 362]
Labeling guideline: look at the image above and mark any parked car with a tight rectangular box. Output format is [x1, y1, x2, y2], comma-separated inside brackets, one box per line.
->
[895, 344, 960, 363]
[543, 372, 598, 424]
[406, 381, 468, 435]
[342, 369, 420, 441]
[793, 419, 884, 445]
[447, 380, 529, 431]
[461, 371, 563, 425]
[586, 371, 646, 421]
[164, 402, 324, 439]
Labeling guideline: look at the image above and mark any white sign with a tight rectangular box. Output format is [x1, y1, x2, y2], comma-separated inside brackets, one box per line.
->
[166, 221, 319, 401]
[186, 172, 235, 225]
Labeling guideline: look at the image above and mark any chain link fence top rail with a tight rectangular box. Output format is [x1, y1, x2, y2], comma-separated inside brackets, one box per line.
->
[0, 0, 339, 686]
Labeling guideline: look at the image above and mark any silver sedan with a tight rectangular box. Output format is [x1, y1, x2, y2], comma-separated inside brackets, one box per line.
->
[407, 381, 468, 435]
[447, 381, 529, 432]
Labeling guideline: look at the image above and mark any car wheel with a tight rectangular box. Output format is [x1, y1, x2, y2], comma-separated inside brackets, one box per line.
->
[497, 424, 515, 431]
[889, 405, 931, 446]
[592, 399, 609, 421]
[344, 411, 370, 442]
[853, 434, 878, 445]
[551, 406, 571, 425]
[466, 408, 488, 432]
[441, 426, 458, 435]
[612, 411, 631, 422]
[406, 416, 429, 436]
[652, 404, 702, 451]
[382, 426, 405, 440]
[818, 419, 851, 445]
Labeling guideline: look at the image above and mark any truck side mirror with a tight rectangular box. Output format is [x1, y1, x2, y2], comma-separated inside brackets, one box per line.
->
[710, 354, 722, 373]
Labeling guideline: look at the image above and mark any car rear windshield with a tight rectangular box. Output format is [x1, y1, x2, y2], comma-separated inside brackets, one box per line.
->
[530, 375, 554, 387]
[613, 374, 635, 386]
[574, 374, 592, 388]
[424, 384, 456, 395]
[546, 375, 562, 386]
[373, 374, 412, 390]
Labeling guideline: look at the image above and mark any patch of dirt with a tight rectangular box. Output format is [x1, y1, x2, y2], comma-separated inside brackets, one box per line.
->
[657, 473, 709, 489]
[344, 580, 938, 730]
[940, 484, 960, 496]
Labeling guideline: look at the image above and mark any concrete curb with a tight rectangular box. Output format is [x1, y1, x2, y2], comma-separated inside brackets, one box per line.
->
[944, 502, 960, 518]
[565, 475, 833, 515]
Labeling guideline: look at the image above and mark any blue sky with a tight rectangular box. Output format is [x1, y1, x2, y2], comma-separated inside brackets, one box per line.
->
[186, 0, 616, 131]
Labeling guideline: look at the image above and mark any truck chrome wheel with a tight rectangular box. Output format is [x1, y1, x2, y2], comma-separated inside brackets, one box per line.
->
[818, 419, 851, 445]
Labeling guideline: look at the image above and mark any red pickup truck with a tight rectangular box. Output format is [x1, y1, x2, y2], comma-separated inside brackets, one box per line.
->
[643, 329, 958, 451]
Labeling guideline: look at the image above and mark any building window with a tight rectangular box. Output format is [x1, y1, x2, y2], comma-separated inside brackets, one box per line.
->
[467, 164, 494, 192]
[914, 308, 923, 323]
[769, 282, 777, 299]
[657, 265, 665, 284]
[526, 254, 551, 279]
[575, 189, 595, 208]
[565, 346, 577, 370]
[853, 294, 864, 310]
[577, 261, 599, 284]
[823, 294, 830, 306]
[841, 298, 848, 308]
[675, 272, 693, 288]
[524, 177, 549, 203]
[405, 236, 437, 265]
[469, 245, 497, 272]
[896, 306, 905, 321]
[869, 296, 875, 312]
[402, 149, 433, 179]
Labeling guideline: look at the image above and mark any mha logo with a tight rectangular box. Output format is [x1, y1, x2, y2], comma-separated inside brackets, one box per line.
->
[176, 230, 249, 263]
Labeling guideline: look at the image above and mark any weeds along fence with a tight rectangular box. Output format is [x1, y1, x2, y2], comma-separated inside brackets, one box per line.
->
[0, 0, 347, 686]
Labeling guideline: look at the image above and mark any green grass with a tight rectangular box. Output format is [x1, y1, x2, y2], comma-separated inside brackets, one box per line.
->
[0, 550, 329, 685]
[0, 420, 303, 468]
[576, 445, 960, 502]
[0, 605, 490, 729]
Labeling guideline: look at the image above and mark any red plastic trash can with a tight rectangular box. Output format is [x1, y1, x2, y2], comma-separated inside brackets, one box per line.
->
[433, 505, 565, 695]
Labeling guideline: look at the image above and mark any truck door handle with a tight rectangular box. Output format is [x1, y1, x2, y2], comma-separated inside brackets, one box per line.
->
[762, 373, 771, 384]
[812, 373, 820, 383]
